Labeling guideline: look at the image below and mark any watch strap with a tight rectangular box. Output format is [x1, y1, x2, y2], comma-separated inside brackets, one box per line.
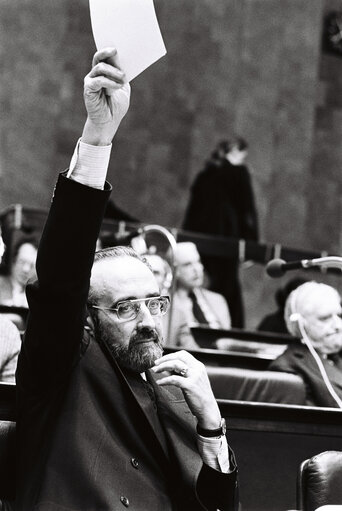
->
[197, 418, 226, 438]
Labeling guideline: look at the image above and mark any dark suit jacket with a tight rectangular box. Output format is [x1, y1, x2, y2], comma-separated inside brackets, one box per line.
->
[269, 342, 342, 407]
[183, 160, 258, 241]
[15, 173, 238, 511]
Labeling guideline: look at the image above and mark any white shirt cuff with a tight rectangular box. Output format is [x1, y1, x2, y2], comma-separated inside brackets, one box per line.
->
[197, 434, 230, 473]
[66, 138, 112, 190]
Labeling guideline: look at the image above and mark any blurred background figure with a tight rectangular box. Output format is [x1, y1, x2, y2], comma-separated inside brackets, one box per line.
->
[183, 136, 258, 328]
[269, 281, 342, 407]
[257, 277, 307, 334]
[0, 227, 22, 382]
[144, 252, 172, 295]
[0, 236, 38, 307]
[144, 251, 198, 349]
[0, 316, 21, 382]
[170, 241, 231, 331]
[0, 235, 38, 329]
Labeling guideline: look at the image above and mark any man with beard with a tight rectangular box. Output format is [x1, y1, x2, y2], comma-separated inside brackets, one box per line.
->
[14, 48, 238, 511]
[269, 281, 342, 407]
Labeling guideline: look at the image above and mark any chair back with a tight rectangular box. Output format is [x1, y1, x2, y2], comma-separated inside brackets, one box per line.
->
[297, 451, 342, 510]
[207, 366, 306, 404]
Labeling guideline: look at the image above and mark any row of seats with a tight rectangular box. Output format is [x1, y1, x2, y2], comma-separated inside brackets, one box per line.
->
[207, 365, 306, 404]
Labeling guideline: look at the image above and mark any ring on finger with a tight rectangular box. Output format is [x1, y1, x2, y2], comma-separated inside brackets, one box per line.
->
[178, 367, 188, 377]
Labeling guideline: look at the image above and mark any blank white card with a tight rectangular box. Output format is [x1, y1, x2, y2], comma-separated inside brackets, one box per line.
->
[89, 0, 167, 82]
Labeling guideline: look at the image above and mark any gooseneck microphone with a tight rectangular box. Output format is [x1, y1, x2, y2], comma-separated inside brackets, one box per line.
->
[266, 258, 309, 277]
[266, 256, 342, 278]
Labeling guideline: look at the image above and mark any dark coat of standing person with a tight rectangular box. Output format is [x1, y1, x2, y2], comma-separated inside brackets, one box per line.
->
[183, 138, 258, 327]
[14, 48, 239, 511]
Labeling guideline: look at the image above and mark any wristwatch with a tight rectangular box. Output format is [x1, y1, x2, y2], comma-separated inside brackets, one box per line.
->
[197, 418, 226, 438]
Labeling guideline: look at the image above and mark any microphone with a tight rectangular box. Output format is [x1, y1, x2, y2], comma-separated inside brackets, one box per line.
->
[266, 256, 342, 277]
[266, 258, 308, 278]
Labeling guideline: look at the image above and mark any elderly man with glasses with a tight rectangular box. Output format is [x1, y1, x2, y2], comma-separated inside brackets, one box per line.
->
[14, 49, 238, 511]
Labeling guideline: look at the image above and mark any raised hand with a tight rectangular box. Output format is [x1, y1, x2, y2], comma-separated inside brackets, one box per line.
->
[82, 47, 131, 146]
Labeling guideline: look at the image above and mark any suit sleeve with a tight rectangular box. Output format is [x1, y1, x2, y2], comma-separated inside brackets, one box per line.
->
[16, 172, 111, 390]
[196, 446, 239, 511]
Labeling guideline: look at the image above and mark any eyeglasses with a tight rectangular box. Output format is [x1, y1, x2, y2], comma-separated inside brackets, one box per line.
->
[90, 295, 170, 322]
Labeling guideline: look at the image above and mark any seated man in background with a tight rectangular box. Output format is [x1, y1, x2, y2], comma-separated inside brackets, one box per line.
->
[269, 281, 342, 408]
[143, 253, 172, 295]
[144, 252, 199, 349]
[15, 48, 238, 511]
[169, 242, 231, 335]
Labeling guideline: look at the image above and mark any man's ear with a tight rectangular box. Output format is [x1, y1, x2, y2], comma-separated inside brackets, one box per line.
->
[86, 312, 95, 334]
[288, 311, 306, 338]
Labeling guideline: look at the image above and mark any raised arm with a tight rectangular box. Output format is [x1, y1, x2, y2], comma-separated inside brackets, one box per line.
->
[17, 49, 130, 390]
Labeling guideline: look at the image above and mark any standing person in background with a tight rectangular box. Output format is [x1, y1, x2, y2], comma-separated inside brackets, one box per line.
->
[183, 137, 258, 328]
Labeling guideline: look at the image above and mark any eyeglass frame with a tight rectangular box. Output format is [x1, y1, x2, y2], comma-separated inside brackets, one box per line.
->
[89, 295, 170, 322]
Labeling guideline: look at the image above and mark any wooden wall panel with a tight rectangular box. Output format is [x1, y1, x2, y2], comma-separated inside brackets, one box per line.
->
[3, 0, 342, 328]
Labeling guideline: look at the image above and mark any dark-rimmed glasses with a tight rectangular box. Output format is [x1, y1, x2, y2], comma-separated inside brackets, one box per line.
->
[90, 295, 170, 322]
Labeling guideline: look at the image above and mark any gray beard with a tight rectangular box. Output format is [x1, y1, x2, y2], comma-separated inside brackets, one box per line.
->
[110, 340, 164, 373]
[95, 322, 164, 373]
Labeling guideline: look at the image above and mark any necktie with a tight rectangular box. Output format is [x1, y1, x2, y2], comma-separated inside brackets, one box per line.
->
[188, 291, 209, 325]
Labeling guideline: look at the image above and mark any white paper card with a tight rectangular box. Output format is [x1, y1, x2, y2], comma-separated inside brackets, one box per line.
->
[89, 0, 167, 82]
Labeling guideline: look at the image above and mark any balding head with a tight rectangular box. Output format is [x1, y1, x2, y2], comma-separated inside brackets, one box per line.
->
[285, 281, 342, 354]
[87, 245, 164, 373]
[173, 242, 204, 291]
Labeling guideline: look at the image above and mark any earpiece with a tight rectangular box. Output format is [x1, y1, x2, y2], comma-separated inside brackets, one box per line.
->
[289, 312, 301, 323]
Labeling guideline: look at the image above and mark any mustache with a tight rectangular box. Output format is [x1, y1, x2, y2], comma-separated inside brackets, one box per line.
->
[131, 327, 160, 344]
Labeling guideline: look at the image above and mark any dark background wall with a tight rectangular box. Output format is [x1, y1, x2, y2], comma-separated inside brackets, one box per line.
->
[1, 0, 342, 327]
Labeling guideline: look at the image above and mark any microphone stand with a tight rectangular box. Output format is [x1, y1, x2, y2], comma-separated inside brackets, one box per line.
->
[302, 256, 342, 271]
[139, 225, 178, 344]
